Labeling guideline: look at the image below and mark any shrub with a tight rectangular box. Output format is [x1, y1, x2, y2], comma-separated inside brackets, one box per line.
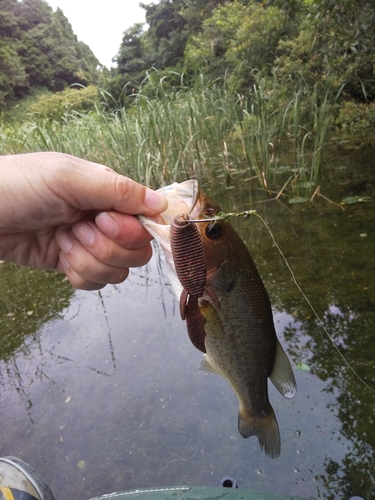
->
[335, 101, 375, 132]
[27, 85, 99, 120]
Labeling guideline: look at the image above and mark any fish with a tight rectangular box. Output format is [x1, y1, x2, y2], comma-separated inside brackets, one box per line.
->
[138, 180, 297, 458]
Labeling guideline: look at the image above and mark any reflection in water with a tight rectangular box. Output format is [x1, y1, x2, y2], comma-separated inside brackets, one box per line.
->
[1, 151, 375, 498]
[0, 265, 74, 419]
[224, 185, 375, 499]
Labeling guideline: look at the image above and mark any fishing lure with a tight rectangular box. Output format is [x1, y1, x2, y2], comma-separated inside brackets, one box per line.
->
[170, 213, 220, 353]
[170, 212, 207, 317]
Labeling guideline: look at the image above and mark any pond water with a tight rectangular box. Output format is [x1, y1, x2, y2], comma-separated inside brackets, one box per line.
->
[0, 144, 375, 500]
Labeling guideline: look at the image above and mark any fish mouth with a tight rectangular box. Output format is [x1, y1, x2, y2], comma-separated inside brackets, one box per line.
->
[153, 179, 201, 224]
[138, 180, 202, 254]
[138, 180, 202, 297]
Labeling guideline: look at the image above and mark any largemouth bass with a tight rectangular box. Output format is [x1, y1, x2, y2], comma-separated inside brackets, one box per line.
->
[139, 180, 296, 458]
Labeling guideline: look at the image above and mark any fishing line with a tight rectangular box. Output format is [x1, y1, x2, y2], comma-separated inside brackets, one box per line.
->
[190, 211, 375, 395]
[253, 212, 375, 395]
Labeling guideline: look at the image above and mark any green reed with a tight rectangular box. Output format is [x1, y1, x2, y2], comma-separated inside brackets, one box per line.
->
[278, 84, 334, 197]
[0, 73, 334, 196]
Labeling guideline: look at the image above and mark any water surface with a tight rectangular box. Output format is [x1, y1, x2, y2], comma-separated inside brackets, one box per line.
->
[0, 145, 374, 500]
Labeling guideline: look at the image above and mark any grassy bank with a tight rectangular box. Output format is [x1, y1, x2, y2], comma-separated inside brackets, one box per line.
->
[0, 78, 336, 197]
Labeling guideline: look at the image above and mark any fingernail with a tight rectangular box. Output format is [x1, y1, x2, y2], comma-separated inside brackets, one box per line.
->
[73, 222, 95, 246]
[96, 212, 119, 237]
[144, 189, 168, 212]
[57, 231, 74, 253]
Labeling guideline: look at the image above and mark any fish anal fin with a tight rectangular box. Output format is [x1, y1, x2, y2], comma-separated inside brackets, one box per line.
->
[185, 295, 207, 353]
[238, 405, 281, 459]
[269, 340, 297, 399]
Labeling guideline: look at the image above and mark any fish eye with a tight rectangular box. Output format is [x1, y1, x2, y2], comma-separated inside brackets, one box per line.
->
[205, 223, 223, 240]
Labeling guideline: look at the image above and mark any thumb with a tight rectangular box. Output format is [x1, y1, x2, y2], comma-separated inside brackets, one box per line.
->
[49, 154, 168, 216]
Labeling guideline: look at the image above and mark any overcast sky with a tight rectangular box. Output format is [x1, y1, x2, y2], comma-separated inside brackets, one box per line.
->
[47, 0, 155, 68]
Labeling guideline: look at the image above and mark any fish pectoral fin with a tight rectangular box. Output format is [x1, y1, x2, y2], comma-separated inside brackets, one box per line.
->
[238, 405, 281, 459]
[199, 355, 220, 374]
[203, 285, 221, 310]
[199, 300, 225, 338]
[269, 340, 297, 399]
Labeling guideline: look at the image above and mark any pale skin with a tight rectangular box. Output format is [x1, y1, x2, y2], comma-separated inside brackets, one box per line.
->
[0, 152, 168, 290]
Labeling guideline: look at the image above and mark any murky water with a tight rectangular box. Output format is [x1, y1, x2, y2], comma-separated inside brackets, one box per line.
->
[1, 145, 375, 500]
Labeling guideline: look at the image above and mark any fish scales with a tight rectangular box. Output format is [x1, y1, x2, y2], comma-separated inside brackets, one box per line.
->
[197, 219, 281, 457]
[138, 180, 297, 459]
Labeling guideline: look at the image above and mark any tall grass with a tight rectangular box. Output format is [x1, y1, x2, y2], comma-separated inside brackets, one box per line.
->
[278, 85, 334, 197]
[0, 74, 334, 196]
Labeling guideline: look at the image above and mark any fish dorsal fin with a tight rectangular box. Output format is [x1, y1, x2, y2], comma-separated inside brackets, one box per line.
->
[200, 356, 220, 374]
[269, 340, 297, 399]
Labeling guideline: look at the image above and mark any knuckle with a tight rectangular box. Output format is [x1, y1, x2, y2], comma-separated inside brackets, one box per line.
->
[71, 255, 92, 277]
[101, 242, 118, 264]
[115, 175, 134, 199]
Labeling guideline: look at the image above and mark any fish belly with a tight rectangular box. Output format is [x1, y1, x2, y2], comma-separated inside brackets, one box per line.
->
[199, 296, 281, 459]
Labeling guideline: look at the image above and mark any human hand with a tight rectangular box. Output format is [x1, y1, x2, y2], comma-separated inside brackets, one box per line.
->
[0, 152, 167, 290]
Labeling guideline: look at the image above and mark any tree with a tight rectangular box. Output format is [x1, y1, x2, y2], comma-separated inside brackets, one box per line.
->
[18, 4, 99, 90]
[185, 1, 295, 92]
[0, 43, 28, 105]
[142, 0, 188, 69]
[0, 2, 19, 38]
[12, 0, 51, 31]
[0, 0, 99, 108]
[111, 0, 191, 103]
[275, 0, 375, 101]
[179, 0, 226, 33]
[115, 23, 147, 76]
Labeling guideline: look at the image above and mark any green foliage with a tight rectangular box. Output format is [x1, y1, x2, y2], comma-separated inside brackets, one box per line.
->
[224, 4, 296, 92]
[274, 0, 375, 101]
[185, 2, 246, 79]
[3, 0, 375, 144]
[0, 42, 28, 105]
[109, 0, 375, 126]
[185, 2, 298, 93]
[116, 23, 146, 76]
[110, 0, 230, 101]
[0, 0, 99, 109]
[179, 0, 226, 32]
[0, 72, 336, 199]
[335, 101, 375, 133]
[143, 0, 188, 68]
[27, 85, 99, 120]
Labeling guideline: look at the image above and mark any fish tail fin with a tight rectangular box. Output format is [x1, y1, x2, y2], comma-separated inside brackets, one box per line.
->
[238, 406, 280, 459]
